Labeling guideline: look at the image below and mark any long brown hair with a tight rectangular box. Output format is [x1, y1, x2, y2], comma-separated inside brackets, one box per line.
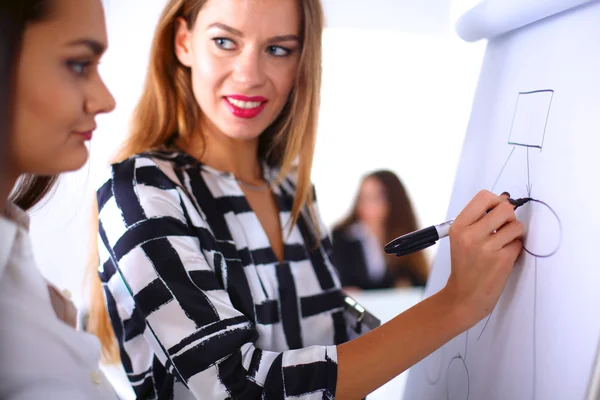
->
[334, 170, 429, 284]
[115, 0, 323, 225]
[1, 1, 59, 211]
[87, 0, 326, 362]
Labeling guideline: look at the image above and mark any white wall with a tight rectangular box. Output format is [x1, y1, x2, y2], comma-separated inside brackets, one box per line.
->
[28, 0, 485, 305]
[313, 29, 484, 239]
[322, 0, 452, 34]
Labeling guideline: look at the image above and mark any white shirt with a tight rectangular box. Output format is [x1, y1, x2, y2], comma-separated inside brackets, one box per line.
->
[347, 222, 387, 282]
[0, 203, 117, 400]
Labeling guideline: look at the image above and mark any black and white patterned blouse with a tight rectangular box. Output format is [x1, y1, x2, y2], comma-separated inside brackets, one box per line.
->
[96, 149, 353, 399]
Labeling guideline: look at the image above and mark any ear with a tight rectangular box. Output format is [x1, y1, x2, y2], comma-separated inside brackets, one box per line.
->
[174, 17, 193, 67]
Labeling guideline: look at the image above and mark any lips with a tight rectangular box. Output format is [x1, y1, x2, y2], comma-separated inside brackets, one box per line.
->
[224, 95, 268, 119]
[74, 130, 94, 141]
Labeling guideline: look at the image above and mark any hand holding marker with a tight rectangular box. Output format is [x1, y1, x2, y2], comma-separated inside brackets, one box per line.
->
[384, 193, 530, 257]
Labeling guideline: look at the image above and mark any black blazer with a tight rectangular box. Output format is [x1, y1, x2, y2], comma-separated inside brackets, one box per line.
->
[331, 227, 426, 290]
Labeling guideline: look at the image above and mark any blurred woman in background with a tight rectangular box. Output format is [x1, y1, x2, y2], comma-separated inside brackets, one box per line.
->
[332, 170, 429, 290]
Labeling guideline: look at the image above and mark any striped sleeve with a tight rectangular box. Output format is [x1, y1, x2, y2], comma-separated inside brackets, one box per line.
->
[97, 157, 338, 400]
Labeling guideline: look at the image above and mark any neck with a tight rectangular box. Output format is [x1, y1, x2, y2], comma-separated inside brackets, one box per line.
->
[184, 122, 263, 184]
[364, 221, 386, 245]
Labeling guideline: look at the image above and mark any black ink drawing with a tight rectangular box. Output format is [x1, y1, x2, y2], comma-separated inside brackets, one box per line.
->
[423, 90, 562, 400]
[447, 355, 470, 400]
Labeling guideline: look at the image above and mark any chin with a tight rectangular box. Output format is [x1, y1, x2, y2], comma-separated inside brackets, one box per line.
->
[56, 147, 90, 173]
[223, 125, 265, 142]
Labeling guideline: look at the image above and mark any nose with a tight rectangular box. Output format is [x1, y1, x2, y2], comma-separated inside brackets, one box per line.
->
[85, 76, 116, 116]
[231, 48, 266, 88]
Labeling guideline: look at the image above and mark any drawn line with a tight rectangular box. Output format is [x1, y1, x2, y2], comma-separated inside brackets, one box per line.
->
[533, 257, 538, 400]
[446, 355, 470, 400]
[464, 329, 469, 361]
[519, 89, 554, 95]
[478, 308, 495, 342]
[527, 147, 531, 192]
[491, 147, 516, 193]
[425, 345, 445, 385]
[522, 199, 563, 258]
[526, 184, 534, 198]
[479, 198, 560, 342]
[507, 142, 542, 149]
[508, 89, 554, 150]
[540, 90, 554, 151]
[507, 93, 521, 145]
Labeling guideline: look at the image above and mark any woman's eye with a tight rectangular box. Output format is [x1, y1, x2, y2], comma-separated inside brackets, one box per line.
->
[267, 45, 291, 57]
[67, 60, 91, 76]
[213, 38, 236, 50]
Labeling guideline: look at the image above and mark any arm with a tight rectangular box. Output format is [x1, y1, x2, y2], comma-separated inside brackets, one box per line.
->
[98, 158, 337, 399]
[336, 191, 524, 399]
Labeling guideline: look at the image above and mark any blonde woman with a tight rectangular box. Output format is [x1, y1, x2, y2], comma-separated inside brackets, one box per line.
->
[91, 0, 524, 398]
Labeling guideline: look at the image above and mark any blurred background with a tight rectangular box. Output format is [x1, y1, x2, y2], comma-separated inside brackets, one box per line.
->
[26, 0, 487, 397]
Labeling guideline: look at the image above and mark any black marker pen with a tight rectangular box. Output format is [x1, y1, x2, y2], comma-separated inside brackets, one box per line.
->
[384, 197, 530, 257]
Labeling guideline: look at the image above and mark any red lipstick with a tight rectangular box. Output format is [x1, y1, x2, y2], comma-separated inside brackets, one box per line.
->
[75, 131, 94, 141]
[224, 95, 268, 119]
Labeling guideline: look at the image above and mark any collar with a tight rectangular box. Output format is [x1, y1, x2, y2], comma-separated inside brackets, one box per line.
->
[4, 202, 30, 230]
[0, 202, 28, 275]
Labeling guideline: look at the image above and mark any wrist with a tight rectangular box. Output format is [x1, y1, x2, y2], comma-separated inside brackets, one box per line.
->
[435, 286, 474, 334]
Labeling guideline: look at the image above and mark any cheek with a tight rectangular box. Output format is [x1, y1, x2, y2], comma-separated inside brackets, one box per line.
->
[12, 71, 86, 174]
[272, 64, 296, 102]
[357, 200, 373, 219]
[191, 50, 226, 106]
[358, 198, 387, 221]
[377, 202, 389, 218]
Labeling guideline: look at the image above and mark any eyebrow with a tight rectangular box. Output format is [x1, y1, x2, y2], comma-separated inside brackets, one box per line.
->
[208, 23, 301, 43]
[67, 39, 106, 56]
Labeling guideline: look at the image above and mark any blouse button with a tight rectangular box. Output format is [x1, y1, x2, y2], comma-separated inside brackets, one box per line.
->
[90, 370, 103, 386]
[62, 289, 72, 300]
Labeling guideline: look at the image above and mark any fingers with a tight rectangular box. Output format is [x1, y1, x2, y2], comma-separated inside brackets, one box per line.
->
[499, 239, 524, 267]
[480, 201, 517, 235]
[453, 190, 509, 230]
[489, 219, 524, 250]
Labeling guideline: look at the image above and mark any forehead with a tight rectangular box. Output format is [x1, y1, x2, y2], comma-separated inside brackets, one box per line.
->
[26, 0, 107, 48]
[362, 177, 385, 192]
[197, 0, 301, 35]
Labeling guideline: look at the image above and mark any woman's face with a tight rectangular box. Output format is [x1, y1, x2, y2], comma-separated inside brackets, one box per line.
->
[10, 0, 115, 177]
[174, 0, 302, 143]
[357, 177, 389, 227]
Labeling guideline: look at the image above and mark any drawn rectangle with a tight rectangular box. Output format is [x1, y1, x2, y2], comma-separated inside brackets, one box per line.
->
[508, 90, 554, 149]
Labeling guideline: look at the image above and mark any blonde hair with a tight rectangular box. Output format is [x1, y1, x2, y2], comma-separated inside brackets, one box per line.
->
[85, 199, 120, 363]
[87, 0, 325, 363]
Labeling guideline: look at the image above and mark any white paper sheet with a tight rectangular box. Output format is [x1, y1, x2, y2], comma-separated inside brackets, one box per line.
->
[456, 0, 597, 42]
[404, 1, 600, 399]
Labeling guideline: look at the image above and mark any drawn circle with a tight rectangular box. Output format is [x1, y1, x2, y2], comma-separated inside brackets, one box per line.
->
[446, 356, 470, 400]
[516, 199, 562, 258]
[425, 345, 445, 385]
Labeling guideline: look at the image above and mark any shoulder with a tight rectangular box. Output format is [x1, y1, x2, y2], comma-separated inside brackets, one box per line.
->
[96, 149, 201, 227]
[274, 166, 320, 205]
[331, 225, 353, 244]
[112, 149, 195, 189]
[98, 149, 195, 202]
[331, 226, 346, 239]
